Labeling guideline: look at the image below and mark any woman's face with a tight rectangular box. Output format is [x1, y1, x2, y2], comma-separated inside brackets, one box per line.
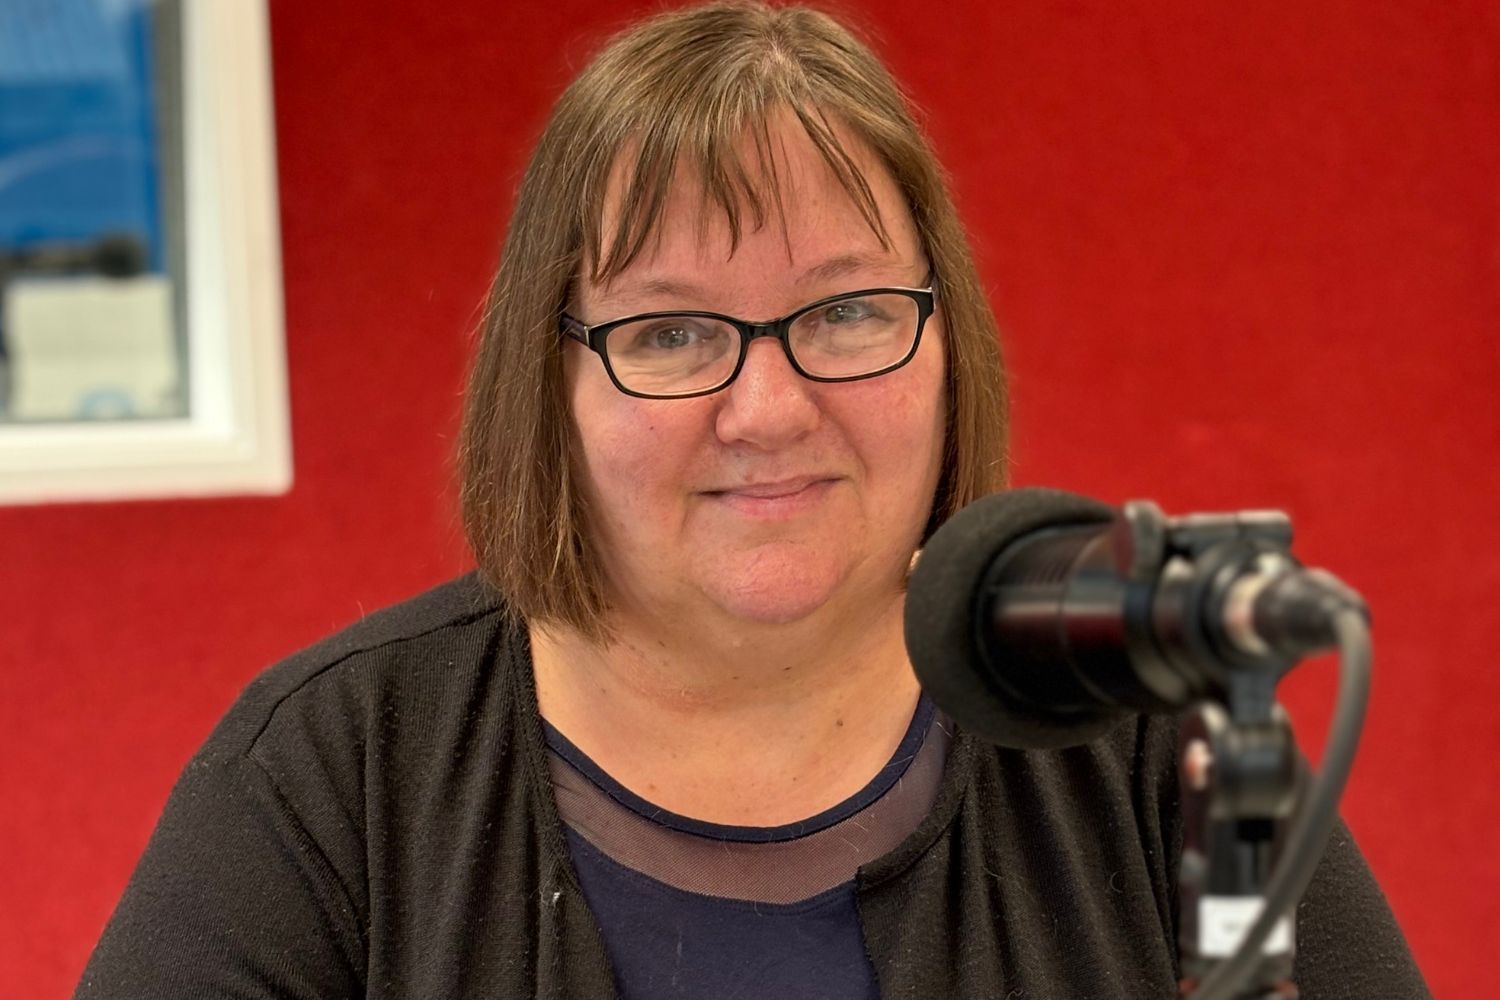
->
[566, 122, 947, 630]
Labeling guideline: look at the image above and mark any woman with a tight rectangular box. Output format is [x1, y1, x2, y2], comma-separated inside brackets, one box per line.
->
[76, 3, 1427, 998]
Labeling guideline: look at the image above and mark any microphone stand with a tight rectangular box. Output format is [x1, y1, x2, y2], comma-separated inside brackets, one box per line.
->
[1175, 696, 1300, 999]
[1107, 502, 1362, 1000]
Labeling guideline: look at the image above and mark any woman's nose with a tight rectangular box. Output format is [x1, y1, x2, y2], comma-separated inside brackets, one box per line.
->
[713, 337, 820, 449]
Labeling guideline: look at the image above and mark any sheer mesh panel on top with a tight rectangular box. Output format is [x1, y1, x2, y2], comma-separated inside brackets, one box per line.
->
[545, 699, 952, 905]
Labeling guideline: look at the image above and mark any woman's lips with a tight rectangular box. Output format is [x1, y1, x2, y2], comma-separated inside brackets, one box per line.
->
[705, 477, 837, 517]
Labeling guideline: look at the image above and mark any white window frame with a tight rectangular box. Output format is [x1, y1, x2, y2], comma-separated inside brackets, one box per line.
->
[0, 0, 290, 505]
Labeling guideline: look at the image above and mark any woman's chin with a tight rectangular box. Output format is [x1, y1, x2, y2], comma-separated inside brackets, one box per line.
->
[712, 592, 832, 627]
[695, 550, 848, 626]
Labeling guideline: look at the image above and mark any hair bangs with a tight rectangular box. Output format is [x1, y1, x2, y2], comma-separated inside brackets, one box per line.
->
[582, 94, 893, 285]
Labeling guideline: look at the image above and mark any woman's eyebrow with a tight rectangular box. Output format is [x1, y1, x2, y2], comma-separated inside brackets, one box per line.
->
[798, 251, 897, 286]
[620, 277, 705, 302]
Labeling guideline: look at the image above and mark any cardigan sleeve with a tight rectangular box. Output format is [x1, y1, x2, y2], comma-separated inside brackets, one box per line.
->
[1291, 820, 1432, 998]
[72, 750, 365, 1000]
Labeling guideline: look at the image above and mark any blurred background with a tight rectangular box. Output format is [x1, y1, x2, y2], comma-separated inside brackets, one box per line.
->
[1, 0, 1495, 996]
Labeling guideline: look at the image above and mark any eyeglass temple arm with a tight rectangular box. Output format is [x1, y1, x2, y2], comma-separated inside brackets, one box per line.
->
[559, 314, 589, 344]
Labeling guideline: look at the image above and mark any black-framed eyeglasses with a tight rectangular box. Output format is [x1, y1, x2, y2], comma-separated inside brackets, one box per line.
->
[560, 282, 937, 399]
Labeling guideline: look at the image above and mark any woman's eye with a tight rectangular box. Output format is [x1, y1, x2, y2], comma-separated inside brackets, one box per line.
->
[634, 323, 710, 351]
[823, 300, 875, 324]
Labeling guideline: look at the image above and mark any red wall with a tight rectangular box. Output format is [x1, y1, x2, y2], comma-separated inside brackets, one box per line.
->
[3, 1, 1495, 996]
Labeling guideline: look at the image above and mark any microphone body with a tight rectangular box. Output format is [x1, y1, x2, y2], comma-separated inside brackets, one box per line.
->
[905, 488, 1364, 750]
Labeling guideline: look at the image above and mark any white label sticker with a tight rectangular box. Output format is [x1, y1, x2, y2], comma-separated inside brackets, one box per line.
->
[1199, 896, 1293, 957]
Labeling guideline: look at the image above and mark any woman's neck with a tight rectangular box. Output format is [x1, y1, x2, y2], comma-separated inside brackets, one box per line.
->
[529, 592, 921, 826]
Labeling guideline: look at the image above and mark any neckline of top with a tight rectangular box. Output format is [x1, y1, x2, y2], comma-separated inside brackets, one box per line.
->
[541, 695, 937, 843]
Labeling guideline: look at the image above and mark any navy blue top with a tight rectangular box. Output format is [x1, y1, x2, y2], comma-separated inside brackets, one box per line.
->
[544, 699, 940, 999]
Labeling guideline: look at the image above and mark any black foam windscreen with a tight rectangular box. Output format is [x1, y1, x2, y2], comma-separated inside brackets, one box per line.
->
[904, 487, 1123, 750]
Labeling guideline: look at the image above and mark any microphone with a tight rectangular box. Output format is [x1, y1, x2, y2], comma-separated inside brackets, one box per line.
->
[904, 487, 1367, 750]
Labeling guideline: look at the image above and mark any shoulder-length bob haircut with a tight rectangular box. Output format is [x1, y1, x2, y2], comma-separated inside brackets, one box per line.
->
[460, 1, 1008, 639]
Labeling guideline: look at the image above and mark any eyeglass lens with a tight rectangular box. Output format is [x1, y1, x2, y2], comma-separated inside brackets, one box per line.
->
[603, 291, 921, 396]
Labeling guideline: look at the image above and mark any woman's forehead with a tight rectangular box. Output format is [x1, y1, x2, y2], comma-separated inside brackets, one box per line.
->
[585, 116, 923, 305]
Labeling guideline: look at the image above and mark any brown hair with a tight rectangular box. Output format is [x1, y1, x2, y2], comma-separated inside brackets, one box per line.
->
[460, 1, 1008, 639]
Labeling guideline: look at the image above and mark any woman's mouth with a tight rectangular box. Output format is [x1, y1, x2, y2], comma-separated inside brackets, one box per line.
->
[705, 477, 837, 518]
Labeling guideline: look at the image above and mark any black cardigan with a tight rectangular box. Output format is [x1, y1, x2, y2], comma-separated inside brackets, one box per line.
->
[75, 575, 1430, 998]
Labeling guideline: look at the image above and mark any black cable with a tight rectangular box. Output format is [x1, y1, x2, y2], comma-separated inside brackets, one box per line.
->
[1188, 608, 1372, 1000]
